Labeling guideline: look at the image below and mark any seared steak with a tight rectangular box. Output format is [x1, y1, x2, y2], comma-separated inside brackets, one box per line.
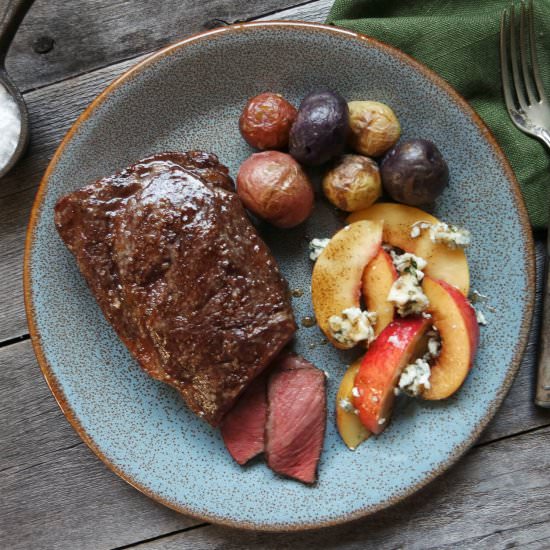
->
[265, 354, 326, 484]
[54, 151, 296, 425]
[221, 374, 267, 465]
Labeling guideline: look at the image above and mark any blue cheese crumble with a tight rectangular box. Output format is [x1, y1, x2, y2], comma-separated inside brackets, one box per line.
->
[387, 251, 429, 316]
[388, 333, 405, 348]
[475, 309, 487, 326]
[390, 251, 427, 276]
[338, 397, 357, 414]
[309, 238, 330, 261]
[398, 358, 432, 396]
[411, 221, 471, 249]
[396, 329, 441, 397]
[328, 307, 377, 346]
[427, 332, 441, 357]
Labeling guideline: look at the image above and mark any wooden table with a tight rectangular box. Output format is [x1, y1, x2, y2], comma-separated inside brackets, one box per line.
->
[1, 1, 549, 548]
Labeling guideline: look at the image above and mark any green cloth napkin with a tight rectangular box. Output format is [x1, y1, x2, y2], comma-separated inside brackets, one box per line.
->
[327, 0, 550, 228]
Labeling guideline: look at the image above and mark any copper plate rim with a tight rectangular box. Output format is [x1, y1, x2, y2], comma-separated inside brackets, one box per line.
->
[23, 21, 536, 532]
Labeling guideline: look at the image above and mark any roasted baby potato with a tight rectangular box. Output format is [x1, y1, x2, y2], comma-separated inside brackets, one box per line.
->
[237, 151, 314, 228]
[289, 89, 349, 166]
[348, 101, 400, 157]
[239, 92, 297, 150]
[322, 154, 381, 212]
[380, 139, 448, 206]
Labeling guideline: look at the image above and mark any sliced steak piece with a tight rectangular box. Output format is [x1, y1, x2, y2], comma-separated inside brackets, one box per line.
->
[265, 354, 327, 484]
[54, 151, 296, 426]
[221, 375, 267, 465]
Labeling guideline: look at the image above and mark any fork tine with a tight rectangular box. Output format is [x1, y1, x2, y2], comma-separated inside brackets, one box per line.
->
[510, 4, 529, 110]
[528, 0, 547, 101]
[520, 1, 538, 104]
[501, 9, 518, 115]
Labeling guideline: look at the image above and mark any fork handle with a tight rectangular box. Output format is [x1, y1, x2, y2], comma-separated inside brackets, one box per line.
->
[536, 249, 550, 407]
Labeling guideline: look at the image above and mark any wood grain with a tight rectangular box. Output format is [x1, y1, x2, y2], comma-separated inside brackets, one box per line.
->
[0, 340, 204, 550]
[260, 0, 333, 23]
[5, 0, 323, 93]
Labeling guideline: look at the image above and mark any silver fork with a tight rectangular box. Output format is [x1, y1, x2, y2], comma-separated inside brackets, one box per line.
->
[500, 0, 550, 407]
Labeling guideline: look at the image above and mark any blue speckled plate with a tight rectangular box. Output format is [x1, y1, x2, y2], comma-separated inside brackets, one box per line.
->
[24, 22, 535, 530]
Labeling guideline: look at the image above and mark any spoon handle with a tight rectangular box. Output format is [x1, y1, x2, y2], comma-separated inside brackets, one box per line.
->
[0, 0, 34, 65]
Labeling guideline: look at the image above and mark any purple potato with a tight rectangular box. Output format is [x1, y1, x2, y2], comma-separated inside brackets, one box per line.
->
[380, 139, 448, 206]
[289, 89, 349, 166]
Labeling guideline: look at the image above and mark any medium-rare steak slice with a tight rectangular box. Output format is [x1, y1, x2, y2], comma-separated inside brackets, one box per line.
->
[221, 375, 267, 465]
[54, 151, 296, 426]
[265, 354, 327, 484]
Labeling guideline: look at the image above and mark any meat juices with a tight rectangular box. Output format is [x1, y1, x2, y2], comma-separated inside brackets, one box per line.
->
[265, 354, 327, 484]
[54, 151, 296, 426]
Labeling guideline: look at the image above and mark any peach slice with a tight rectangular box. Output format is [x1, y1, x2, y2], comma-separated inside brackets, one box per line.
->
[336, 359, 371, 450]
[311, 220, 383, 349]
[422, 277, 479, 400]
[353, 316, 430, 434]
[347, 202, 469, 295]
[362, 248, 397, 337]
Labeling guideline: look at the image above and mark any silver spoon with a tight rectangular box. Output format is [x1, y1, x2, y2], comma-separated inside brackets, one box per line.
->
[0, 0, 34, 179]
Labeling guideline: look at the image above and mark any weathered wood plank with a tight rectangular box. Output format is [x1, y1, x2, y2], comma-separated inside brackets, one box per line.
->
[0, 340, 204, 550]
[1, 187, 43, 340]
[5, 0, 324, 93]
[261, 0, 333, 22]
[1, 329, 548, 549]
[120, 426, 550, 550]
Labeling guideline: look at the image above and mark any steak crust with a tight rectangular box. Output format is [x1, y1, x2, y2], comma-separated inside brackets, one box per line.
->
[54, 151, 296, 425]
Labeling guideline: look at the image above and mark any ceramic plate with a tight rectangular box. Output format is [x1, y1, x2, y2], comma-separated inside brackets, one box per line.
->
[24, 22, 534, 530]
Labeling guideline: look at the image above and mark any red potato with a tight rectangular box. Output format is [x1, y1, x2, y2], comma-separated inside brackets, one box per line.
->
[239, 93, 297, 150]
[237, 151, 314, 228]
